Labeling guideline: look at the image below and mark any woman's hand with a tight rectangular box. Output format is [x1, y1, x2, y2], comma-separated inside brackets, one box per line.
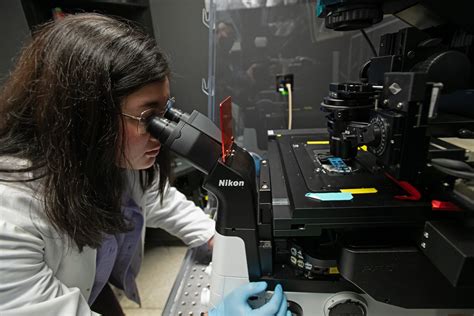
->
[208, 282, 290, 316]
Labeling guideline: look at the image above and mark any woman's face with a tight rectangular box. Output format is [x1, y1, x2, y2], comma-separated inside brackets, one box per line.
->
[118, 78, 170, 170]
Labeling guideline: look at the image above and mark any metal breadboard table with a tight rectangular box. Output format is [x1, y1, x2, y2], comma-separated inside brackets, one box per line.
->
[163, 244, 212, 316]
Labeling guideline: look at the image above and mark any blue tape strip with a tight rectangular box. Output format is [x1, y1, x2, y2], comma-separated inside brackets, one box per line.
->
[305, 192, 353, 201]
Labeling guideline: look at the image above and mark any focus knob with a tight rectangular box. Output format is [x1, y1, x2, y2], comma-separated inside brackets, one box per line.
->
[329, 301, 366, 316]
[324, 293, 367, 316]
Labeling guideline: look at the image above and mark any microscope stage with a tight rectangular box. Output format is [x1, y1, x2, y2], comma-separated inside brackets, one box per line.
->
[267, 130, 430, 234]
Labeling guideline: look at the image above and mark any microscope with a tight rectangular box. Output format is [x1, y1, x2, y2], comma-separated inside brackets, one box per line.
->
[150, 1, 474, 315]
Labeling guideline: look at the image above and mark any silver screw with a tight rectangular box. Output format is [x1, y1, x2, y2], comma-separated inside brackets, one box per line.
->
[397, 102, 403, 109]
[261, 184, 268, 189]
[423, 232, 429, 239]
[383, 99, 389, 105]
[261, 160, 267, 165]
[421, 242, 426, 249]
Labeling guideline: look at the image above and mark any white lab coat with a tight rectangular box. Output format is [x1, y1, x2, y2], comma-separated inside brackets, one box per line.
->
[0, 157, 215, 315]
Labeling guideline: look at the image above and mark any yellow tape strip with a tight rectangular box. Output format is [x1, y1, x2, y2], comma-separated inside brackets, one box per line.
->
[358, 145, 368, 151]
[307, 141, 329, 145]
[340, 188, 378, 194]
[329, 267, 340, 274]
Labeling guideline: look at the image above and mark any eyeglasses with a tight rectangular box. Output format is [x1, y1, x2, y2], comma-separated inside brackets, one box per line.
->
[121, 97, 175, 135]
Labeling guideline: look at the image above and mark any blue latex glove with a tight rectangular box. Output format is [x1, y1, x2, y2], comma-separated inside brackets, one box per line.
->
[209, 282, 291, 316]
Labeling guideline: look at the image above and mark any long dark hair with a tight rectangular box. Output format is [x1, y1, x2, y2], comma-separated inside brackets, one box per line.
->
[0, 13, 171, 250]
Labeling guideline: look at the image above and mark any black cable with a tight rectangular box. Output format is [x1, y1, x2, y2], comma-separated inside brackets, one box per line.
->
[360, 29, 378, 57]
[431, 158, 473, 172]
[432, 164, 474, 180]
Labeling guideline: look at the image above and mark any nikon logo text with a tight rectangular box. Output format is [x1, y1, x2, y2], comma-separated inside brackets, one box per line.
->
[218, 179, 244, 187]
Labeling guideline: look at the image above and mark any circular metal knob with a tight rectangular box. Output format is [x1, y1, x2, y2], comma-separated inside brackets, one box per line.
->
[324, 293, 367, 316]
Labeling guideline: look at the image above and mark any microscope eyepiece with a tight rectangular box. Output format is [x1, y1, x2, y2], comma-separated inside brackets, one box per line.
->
[163, 97, 190, 123]
[146, 116, 177, 143]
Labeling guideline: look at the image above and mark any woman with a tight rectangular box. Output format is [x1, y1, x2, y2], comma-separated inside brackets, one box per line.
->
[0, 13, 289, 316]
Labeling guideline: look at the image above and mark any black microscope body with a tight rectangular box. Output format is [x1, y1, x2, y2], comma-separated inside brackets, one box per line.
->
[148, 0, 474, 313]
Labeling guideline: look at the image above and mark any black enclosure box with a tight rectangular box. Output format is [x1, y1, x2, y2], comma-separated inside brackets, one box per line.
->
[421, 221, 474, 287]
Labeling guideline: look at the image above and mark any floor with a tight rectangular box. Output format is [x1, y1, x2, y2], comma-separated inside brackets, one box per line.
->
[115, 244, 187, 316]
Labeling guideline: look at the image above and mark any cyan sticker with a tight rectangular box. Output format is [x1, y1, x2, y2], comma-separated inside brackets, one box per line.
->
[305, 192, 353, 201]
